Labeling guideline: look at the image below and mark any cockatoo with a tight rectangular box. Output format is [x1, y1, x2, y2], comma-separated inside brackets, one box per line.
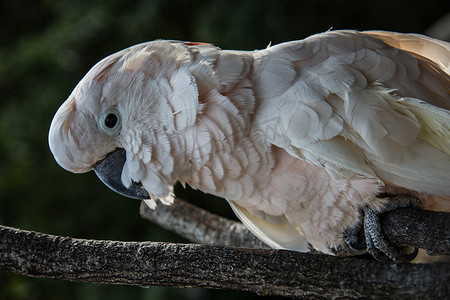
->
[48, 30, 450, 261]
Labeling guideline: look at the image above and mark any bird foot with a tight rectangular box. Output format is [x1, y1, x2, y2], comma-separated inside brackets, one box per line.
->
[345, 194, 422, 262]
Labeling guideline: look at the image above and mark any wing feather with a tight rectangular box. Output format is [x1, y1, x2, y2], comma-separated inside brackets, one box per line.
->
[253, 31, 450, 195]
[365, 31, 450, 75]
[228, 200, 311, 252]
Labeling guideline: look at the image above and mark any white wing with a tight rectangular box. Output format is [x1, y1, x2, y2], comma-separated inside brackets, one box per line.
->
[228, 200, 310, 252]
[252, 30, 450, 196]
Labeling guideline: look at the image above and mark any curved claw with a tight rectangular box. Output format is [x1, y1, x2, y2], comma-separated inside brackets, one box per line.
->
[94, 148, 150, 200]
[344, 224, 366, 251]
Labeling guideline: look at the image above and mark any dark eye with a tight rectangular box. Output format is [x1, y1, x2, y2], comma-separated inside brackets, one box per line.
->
[98, 109, 121, 135]
[104, 113, 118, 128]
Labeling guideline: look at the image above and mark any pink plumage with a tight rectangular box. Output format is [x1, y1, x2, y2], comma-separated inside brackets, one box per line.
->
[49, 30, 450, 257]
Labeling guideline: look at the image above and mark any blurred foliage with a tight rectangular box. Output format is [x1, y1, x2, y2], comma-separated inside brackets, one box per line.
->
[0, 0, 447, 299]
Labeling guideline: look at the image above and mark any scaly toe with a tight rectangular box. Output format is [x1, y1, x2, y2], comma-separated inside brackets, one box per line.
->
[363, 194, 422, 262]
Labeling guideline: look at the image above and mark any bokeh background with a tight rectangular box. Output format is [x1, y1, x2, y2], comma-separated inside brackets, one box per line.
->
[1, 1, 448, 299]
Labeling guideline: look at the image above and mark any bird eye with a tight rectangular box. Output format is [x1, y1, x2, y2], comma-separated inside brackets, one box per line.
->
[104, 113, 118, 128]
[98, 110, 121, 135]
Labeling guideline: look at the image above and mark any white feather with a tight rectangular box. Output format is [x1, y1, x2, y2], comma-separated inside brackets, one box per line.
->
[49, 31, 450, 256]
[228, 200, 310, 252]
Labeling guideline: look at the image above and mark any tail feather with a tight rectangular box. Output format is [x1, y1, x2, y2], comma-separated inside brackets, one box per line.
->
[402, 97, 450, 156]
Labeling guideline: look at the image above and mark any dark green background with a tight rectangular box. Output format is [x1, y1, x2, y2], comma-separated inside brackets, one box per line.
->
[0, 1, 448, 299]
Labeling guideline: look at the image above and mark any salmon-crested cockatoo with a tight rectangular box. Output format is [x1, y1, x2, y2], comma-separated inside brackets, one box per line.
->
[49, 30, 450, 261]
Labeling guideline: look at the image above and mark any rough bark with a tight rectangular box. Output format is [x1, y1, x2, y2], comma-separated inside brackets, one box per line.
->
[1, 198, 449, 298]
[0, 224, 448, 299]
[382, 207, 450, 255]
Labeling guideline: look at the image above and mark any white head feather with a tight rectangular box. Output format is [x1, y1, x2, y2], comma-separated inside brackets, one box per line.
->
[49, 41, 209, 203]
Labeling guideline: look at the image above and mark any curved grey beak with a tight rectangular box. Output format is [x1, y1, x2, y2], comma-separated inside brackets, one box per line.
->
[94, 148, 150, 200]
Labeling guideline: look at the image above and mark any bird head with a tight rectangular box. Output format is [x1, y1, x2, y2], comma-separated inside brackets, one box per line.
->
[48, 41, 201, 207]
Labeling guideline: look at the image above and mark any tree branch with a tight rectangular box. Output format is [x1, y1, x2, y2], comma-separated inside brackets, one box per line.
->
[1, 197, 448, 298]
[140, 198, 450, 256]
[139, 198, 270, 249]
[382, 207, 450, 256]
[0, 224, 448, 299]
